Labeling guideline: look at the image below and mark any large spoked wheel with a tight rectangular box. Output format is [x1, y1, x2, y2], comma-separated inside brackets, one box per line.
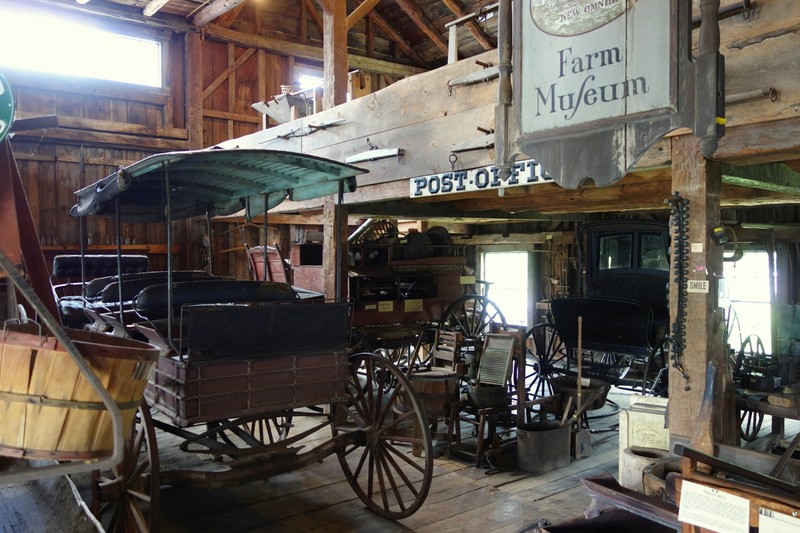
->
[333, 352, 433, 519]
[210, 412, 294, 449]
[440, 295, 507, 369]
[588, 352, 634, 380]
[739, 409, 765, 443]
[524, 323, 571, 398]
[91, 400, 160, 533]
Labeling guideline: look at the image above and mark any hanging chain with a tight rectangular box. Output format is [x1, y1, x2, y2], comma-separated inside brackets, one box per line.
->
[667, 192, 690, 390]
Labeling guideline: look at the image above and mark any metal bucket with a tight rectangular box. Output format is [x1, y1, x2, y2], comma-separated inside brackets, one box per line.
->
[517, 420, 571, 473]
[408, 369, 459, 418]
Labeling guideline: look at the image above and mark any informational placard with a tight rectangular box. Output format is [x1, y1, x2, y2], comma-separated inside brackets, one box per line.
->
[404, 299, 423, 312]
[378, 301, 394, 313]
[678, 480, 749, 533]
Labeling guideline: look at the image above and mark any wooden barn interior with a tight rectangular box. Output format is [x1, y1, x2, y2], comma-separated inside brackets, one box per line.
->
[1, 0, 800, 531]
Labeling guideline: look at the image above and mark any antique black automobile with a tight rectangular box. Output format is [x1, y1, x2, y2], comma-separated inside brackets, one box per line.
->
[526, 221, 671, 399]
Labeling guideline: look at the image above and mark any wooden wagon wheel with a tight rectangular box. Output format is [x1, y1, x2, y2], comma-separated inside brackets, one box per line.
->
[739, 408, 765, 442]
[333, 352, 433, 519]
[439, 295, 507, 373]
[524, 323, 571, 398]
[91, 399, 160, 533]
[589, 352, 635, 379]
[209, 412, 294, 448]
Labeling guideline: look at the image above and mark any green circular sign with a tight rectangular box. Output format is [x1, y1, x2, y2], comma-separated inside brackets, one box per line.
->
[0, 71, 15, 143]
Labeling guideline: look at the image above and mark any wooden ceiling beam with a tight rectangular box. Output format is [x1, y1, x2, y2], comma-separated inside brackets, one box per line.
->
[347, 0, 381, 30]
[721, 162, 800, 195]
[204, 24, 425, 77]
[315, 0, 333, 13]
[440, 0, 495, 50]
[367, 11, 428, 67]
[304, 0, 324, 36]
[214, 1, 248, 29]
[193, 0, 249, 28]
[394, 0, 450, 55]
[143, 0, 170, 17]
[21, 0, 193, 31]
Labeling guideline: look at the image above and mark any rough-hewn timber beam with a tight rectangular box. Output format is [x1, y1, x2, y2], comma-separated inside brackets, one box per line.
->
[143, 0, 170, 17]
[204, 24, 425, 78]
[347, 0, 380, 29]
[367, 10, 428, 68]
[394, 0, 450, 55]
[721, 162, 800, 195]
[318, 0, 348, 108]
[305, 0, 324, 35]
[441, 0, 495, 50]
[20, 0, 192, 31]
[716, 116, 800, 165]
[193, 0, 248, 28]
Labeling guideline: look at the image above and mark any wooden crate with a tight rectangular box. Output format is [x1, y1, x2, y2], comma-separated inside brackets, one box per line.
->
[0, 325, 159, 460]
[148, 350, 349, 427]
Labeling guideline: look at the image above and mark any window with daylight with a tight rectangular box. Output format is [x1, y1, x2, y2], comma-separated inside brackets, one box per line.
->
[0, 8, 162, 88]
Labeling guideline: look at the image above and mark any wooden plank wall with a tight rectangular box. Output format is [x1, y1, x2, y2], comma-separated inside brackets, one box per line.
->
[7, 62, 183, 270]
[4, 7, 332, 276]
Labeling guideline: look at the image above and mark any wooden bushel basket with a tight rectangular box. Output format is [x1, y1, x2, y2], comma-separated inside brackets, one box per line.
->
[0, 324, 159, 460]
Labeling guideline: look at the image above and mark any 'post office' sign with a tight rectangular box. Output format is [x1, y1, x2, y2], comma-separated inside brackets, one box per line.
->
[410, 159, 551, 198]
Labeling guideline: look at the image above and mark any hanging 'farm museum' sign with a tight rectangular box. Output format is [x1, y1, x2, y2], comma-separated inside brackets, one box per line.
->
[512, 0, 703, 189]
[521, 0, 670, 132]
[408, 0, 719, 197]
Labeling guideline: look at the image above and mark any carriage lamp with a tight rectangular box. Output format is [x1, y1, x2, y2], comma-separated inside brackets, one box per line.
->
[710, 225, 727, 245]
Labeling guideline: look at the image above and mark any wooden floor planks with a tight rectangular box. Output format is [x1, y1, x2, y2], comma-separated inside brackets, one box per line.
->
[138, 394, 629, 532]
[3, 391, 657, 531]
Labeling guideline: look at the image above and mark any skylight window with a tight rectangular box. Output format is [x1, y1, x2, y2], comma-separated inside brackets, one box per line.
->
[0, 9, 162, 88]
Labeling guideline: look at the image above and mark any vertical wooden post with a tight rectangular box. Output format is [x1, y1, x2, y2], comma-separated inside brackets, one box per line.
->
[323, 196, 348, 300]
[319, 1, 348, 109]
[185, 32, 204, 149]
[669, 135, 732, 448]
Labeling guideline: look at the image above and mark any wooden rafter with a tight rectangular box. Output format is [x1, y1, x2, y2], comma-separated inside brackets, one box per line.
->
[441, 0, 495, 50]
[214, 1, 248, 29]
[315, 0, 333, 13]
[307, 1, 425, 67]
[367, 9, 428, 67]
[205, 24, 425, 77]
[305, 0, 324, 36]
[347, 0, 380, 30]
[394, 0, 449, 55]
[192, 0, 248, 28]
[143, 0, 170, 17]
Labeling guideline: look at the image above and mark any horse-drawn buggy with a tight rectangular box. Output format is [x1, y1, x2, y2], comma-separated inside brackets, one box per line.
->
[0, 147, 435, 531]
[525, 221, 672, 402]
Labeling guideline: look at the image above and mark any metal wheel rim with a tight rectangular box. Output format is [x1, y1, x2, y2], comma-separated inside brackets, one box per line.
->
[333, 352, 433, 519]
